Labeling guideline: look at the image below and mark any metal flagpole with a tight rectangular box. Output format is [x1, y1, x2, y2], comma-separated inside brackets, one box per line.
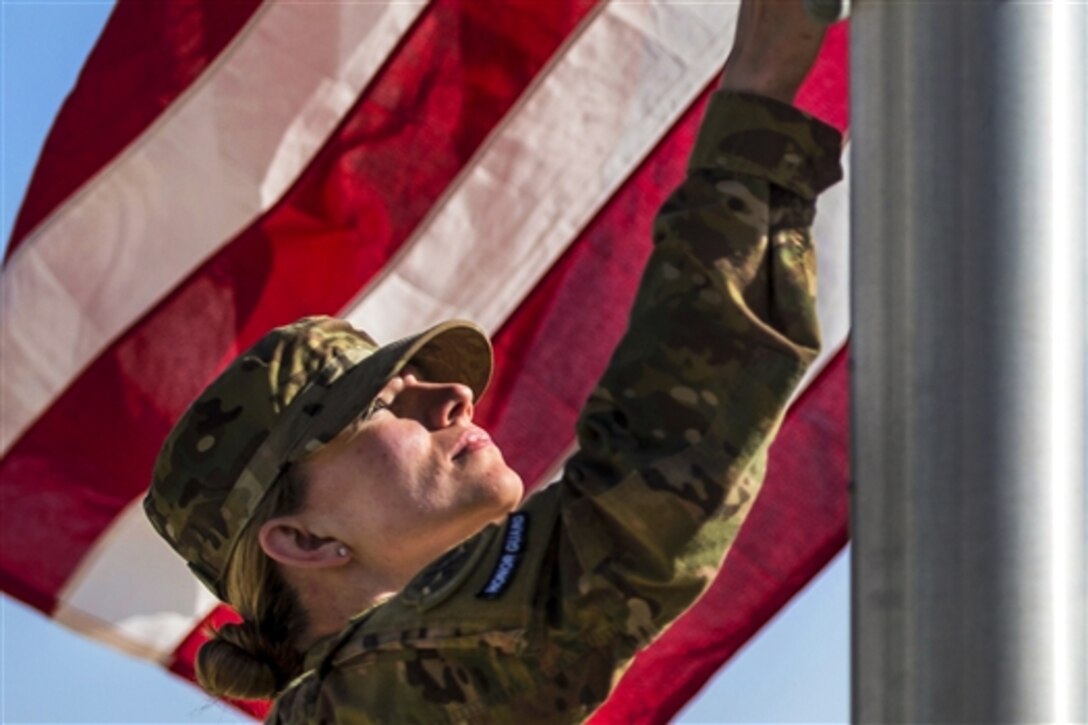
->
[850, 2, 1087, 723]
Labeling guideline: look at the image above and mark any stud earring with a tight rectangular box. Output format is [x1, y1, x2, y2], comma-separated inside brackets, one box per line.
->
[337, 546, 348, 558]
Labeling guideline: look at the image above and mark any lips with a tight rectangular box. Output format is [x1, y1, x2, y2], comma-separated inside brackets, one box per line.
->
[452, 428, 493, 461]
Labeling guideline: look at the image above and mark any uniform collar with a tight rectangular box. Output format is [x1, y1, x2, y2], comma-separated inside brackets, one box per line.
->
[301, 594, 392, 674]
[299, 526, 499, 674]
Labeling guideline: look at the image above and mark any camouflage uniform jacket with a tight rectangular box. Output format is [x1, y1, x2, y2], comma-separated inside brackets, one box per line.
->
[267, 91, 843, 724]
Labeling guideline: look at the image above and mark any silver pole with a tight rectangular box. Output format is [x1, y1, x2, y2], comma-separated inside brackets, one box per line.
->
[851, 2, 1087, 723]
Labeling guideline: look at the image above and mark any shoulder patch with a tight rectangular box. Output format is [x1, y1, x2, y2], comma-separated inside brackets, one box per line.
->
[477, 512, 529, 600]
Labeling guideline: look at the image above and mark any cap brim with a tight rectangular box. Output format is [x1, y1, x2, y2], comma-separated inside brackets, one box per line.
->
[285, 320, 493, 462]
[396, 319, 493, 399]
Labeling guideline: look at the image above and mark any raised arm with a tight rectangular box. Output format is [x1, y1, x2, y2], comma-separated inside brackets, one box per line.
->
[534, 3, 844, 706]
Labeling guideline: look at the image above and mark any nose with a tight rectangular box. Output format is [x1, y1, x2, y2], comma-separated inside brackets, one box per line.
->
[431, 382, 474, 429]
[404, 379, 475, 430]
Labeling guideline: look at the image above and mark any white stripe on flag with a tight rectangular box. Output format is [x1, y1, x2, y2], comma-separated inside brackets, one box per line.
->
[0, 0, 428, 455]
[342, 0, 742, 339]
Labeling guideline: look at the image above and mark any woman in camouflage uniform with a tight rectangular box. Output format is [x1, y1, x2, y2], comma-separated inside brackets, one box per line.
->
[144, 2, 843, 721]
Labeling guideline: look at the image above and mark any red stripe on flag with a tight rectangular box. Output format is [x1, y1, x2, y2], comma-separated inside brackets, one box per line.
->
[6, 0, 262, 256]
[0, 0, 596, 611]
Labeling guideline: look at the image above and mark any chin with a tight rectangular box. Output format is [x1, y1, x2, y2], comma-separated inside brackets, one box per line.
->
[476, 466, 524, 522]
[502, 470, 526, 510]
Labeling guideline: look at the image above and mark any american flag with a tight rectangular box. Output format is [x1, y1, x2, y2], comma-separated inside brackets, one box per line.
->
[0, 1, 850, 719]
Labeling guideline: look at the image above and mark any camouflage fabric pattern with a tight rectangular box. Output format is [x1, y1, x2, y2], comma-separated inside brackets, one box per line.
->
[267, 90, 843, 724]
[145, 317, 493, 600]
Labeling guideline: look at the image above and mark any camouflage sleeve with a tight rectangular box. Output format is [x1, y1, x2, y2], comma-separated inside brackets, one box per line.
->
[538, 91, 843, 699]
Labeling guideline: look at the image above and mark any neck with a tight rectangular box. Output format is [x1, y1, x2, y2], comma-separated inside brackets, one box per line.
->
[288, 520, 502, 650]
[287, 565, 400, 650]
[288, 544, 450, 650]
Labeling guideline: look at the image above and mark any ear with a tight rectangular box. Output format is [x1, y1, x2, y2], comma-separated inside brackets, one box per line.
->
[257, 517, 350, 570]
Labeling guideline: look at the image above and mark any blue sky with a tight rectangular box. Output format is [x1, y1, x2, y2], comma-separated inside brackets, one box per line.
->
[0, 3, 850, 722]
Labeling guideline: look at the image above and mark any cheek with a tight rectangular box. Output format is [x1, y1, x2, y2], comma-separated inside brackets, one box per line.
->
[368, 428, 427, 478]
[357, 426, 441, 505]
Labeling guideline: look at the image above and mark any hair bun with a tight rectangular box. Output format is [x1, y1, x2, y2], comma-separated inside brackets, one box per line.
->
[196, 621, 283, 700]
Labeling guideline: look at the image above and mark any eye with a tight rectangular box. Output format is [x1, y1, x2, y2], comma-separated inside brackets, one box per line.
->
[368, 397, 393, 417]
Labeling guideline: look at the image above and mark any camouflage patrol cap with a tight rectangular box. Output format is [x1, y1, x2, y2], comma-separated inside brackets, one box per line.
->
[144, 316, 493, 601]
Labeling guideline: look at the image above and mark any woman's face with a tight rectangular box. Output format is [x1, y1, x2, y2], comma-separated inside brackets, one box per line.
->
[296, 367, 524, 572]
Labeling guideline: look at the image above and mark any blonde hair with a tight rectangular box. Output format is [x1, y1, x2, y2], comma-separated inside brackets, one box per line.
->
[195, 468, 310, 700]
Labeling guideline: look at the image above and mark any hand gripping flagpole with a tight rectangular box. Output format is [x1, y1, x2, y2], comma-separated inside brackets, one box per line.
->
[850, 1, 1086, 722]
